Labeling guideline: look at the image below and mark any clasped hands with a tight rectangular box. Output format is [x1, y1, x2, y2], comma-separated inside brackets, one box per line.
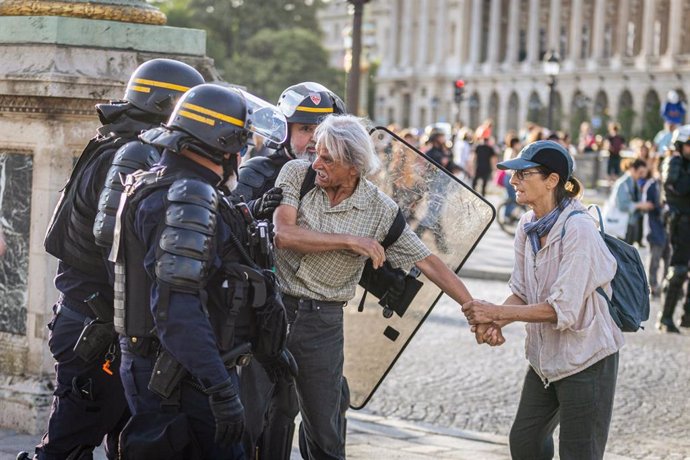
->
[461, 299, 505, 347]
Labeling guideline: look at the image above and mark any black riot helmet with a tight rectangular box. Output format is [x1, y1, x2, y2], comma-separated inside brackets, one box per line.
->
[144, 84, 287, 178]
[124, 58, 205, 118]
[277, 82, 345, 125]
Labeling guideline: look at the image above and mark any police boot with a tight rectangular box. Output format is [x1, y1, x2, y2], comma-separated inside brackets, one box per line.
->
[658, 272, 684, 333]
[680, 300, 690, 329]
[657, 297, 681, 334]
[16, 452, 36, 460]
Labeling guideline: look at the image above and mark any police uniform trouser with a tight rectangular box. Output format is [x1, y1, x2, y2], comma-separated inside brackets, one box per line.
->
[36, 300, 130, 460]
[662, 214, 690, 321]
[284, 296, 350, 460]
[119, 338, 245, 460]
[240, 360, 299, 460]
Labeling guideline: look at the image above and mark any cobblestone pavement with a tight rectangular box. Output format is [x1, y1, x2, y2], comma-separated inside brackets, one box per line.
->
[361, 277, 690, 459]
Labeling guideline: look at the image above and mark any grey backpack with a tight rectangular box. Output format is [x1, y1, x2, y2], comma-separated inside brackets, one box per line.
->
[562, 206, 650, 332]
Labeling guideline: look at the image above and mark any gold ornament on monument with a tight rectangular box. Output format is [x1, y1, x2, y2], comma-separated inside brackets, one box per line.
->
[0, 0, 167, 25]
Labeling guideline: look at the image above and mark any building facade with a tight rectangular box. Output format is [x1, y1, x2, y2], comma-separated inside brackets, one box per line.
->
[319, 0, 689, 140]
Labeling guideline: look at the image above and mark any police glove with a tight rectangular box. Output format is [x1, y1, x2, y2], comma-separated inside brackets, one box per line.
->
[252, 187, 283, 219]
[205, 377, 245, 446]
[258, 348, 299, 383]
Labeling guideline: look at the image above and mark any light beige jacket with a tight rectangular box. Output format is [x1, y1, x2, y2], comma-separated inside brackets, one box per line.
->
[509, 200, 624, 385]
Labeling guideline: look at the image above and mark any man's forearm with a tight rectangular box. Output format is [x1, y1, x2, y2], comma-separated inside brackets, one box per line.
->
[274, 224, 353, 254]
[416, 254, 472, 305]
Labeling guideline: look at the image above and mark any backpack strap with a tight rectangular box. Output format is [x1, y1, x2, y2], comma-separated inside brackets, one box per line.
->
[381, 208, 406, 249]
[587, 204, 606, 238]
[561, 207, 617, 318]
[299, 167, 317, 200]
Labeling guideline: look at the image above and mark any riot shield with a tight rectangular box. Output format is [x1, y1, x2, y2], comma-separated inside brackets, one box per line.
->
[345, 127, 494, 409]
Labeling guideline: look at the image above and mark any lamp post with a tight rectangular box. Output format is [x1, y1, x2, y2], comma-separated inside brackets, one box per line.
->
[543, 50, 560, 131]
[346, 0, 371, 115]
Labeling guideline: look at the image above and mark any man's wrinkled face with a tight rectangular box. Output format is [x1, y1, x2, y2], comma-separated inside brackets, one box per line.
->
[290, 123, 318, 160]
[312, 145, 357, 189]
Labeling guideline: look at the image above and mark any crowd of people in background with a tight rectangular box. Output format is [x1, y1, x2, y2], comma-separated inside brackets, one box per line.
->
[285, 100, 685, 335]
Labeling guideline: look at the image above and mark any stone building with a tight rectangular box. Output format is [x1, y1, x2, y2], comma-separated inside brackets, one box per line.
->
[319, 0, 688, 140]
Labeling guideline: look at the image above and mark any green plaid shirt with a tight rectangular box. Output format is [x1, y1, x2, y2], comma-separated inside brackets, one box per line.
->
[274, 160, 431, 302]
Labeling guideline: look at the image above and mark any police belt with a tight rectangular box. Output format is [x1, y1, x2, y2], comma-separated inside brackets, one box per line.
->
[123, 336, 161, 358]
[282, 294, 346, 310]
[56, 295, 95, 323]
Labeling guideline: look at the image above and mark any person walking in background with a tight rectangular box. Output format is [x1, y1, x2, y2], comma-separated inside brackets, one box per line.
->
[452, 127, 473, 182]
[500, 136, 521, 220]
[639, 164, 668, 298]
[603, 159, 654, 244]
[462, 140, 623, 460]
[472, 134, 497, 196]
[606, 122, 626, 182]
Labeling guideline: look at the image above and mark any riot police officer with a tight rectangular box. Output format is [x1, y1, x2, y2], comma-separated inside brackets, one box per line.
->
[27, 59, 204, 460]
[234, 82, 345, 219]
[235, 82, 344, 460]
[110, 83, 289, 459]
[659, 124, 690, 333]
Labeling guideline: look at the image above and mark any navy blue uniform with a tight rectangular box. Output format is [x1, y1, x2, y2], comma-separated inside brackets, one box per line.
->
[38, 135, 142, 460]
[119, 152, 246, 459]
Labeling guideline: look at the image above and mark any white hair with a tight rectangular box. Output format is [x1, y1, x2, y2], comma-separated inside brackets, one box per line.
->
[314, 114, 381, 176]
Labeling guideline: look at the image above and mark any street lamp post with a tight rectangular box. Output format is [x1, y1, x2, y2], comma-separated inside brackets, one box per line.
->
[543, 50, 560, 131]
[346, 0, 371, 115]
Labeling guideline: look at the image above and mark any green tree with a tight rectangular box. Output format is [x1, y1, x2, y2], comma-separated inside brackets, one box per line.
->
[154, 0, 323, 63]
[223, 28, 345, 103]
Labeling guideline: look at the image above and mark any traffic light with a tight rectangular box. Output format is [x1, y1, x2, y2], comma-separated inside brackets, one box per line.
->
[453, 79, 465, 103]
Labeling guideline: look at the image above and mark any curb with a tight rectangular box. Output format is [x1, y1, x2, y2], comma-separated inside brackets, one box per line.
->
[459, 268, 512, 282]
[348, 410, 508, 446]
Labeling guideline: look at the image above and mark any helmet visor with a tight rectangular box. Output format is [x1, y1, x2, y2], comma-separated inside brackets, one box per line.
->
[277, 82, 331, 118]
[240, 90, 288, 145]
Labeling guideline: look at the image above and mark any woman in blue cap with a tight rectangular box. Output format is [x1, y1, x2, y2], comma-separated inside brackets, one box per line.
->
[462, 140, 623, 459]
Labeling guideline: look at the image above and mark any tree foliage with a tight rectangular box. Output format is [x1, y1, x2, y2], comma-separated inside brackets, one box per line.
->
[152, 0, 344, 102]
[224, 28, 345, 102]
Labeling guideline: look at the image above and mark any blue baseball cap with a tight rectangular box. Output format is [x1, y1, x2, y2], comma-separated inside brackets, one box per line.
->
[497, 140, 574, 181]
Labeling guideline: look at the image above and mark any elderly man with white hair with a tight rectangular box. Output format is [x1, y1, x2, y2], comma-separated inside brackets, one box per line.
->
[273, 114, 476, 459]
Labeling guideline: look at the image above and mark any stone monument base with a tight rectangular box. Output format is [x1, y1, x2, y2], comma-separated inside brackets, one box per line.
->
[0, 14, 215, 435]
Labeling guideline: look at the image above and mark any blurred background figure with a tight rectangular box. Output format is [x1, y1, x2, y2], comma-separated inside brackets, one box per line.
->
[578, 121, 597, 154]
[605, 122, 626, 182]
[452, 127, 473, 182]
[472, 133, 497, 196]
[498, 135, 521, 220]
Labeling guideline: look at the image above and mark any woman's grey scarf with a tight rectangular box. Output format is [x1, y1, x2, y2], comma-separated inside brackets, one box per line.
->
[523, 200, 571, 254]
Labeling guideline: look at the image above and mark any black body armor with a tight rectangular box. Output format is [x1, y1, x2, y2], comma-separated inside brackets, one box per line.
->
[93, 141, 161, 247]
[662, 155, 690, 214]
[234, 149, 290, 202]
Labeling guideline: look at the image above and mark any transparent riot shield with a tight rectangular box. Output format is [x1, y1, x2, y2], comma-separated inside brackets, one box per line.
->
[345, 127, 495, 409]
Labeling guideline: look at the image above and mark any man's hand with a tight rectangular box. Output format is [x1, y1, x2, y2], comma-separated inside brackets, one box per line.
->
[472, 323, 506, 346]
[252, 187, 283, 219]
[462, 299, 499, 325]
[348, 236, 386, 268]
[205, 377, 245, 446]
